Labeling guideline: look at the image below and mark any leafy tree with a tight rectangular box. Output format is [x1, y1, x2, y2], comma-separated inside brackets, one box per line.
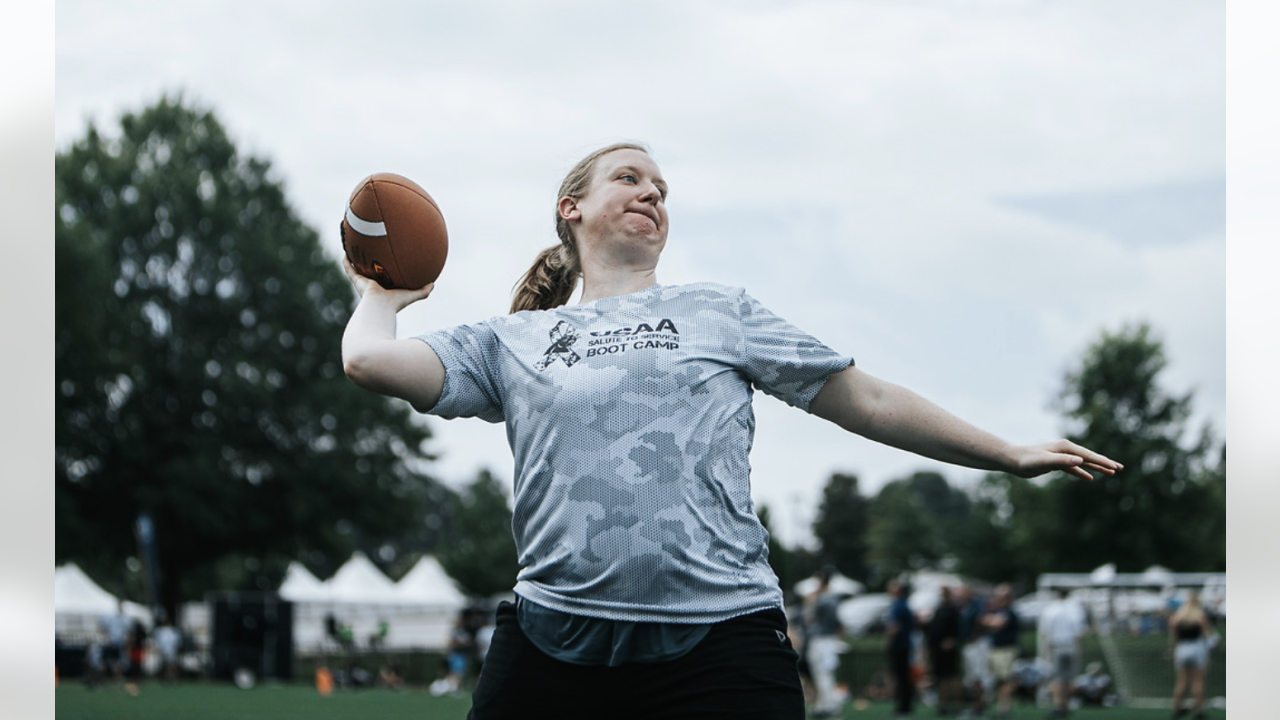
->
[900, 470, 971, 560]
[55, 95, 445, 618]
[956, 473, 1051, 587]
[963, 323, 1224, 579]
[436, 470, 521, 598]
[865, 479, 940, 585]
[810, 472, 870, 582]
[1049, 322, 1222, 572]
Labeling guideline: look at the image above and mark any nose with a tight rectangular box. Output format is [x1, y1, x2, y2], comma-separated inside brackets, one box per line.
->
[639, 181, 662, 204]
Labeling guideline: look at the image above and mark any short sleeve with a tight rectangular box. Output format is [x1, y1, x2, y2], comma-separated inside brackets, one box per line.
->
[738, 292, 854, 411]
[415, 322, 506, 423]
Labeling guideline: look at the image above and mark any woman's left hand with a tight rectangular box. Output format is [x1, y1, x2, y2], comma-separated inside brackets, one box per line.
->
[1008, 439, 1123, 481]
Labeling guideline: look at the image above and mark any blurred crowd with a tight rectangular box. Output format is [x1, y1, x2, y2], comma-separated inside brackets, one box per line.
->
[786, 574, 1221, 719]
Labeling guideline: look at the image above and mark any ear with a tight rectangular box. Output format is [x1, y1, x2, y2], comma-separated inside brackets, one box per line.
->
[558, 196, 581, 222]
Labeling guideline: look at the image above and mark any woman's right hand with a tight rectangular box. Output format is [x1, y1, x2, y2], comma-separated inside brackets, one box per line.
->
[342, 255, 436, 310]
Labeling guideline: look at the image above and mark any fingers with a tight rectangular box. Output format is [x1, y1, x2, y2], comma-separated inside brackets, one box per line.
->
[341, 255, 372, 297]
[1014, 441, 1123, 480]
[1051, 439, 1123, 474]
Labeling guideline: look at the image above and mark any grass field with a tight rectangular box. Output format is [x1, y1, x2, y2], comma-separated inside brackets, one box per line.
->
[55, 680, 1225, 719]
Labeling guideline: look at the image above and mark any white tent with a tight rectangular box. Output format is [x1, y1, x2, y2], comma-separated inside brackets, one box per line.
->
[906, 571, 966, 615]
[284, 553, 469, 652]
[325, 552, 399, 604]
[794, 571, 863, 598]
[393, 555, 467, 606]
[836, 593, 892, 636]
[54, 563, 151, 638]
[278, 561, 331, 603]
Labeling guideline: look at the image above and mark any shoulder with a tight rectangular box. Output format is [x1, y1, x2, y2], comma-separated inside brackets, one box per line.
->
[654, 281, 748, 304]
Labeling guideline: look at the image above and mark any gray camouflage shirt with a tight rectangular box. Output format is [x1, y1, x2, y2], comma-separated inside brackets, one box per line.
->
[418, 282, 854, 623]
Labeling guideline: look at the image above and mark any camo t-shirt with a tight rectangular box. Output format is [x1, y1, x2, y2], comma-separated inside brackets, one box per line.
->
[417, 282, 854, 624]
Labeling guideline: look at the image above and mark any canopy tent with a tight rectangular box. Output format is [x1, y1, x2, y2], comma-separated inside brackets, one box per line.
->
[793, 571, 864, 599]
[1042, 564, 1225, 592]
[283, 553, 470, 652]
[393, 555, 467, 606]
[325, 552, 400, 604]
[278, 561, 331, 603]
[55, 563, 152, 639]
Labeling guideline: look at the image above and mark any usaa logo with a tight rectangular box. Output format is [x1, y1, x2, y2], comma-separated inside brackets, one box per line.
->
[585, 319, 681, 358]
[588, 319, 679, 337]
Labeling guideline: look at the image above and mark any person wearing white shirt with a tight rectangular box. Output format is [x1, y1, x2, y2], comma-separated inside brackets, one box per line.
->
[1038, 589, 1089, 718]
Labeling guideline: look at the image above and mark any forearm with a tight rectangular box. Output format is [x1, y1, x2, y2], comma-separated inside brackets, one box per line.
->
[341, 288, 444, 411]
[811, 368, 1017, 473]
[810, 366, 1121, 480]
[342, 292, 403, 382]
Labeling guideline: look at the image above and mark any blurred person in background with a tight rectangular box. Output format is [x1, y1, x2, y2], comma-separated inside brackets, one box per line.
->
[1168, 590, 1217, 720]
[803, 566, 847, 718]
[926, 585, 964, 717]
[1038, 588, 1089, 718]
[1072, 661, 1116, 708]
[98, 600, 133, 688]
[152, 613, 183, 683]
[982, 585, 1021, 719]
[957, 584, 990, 718]
[886, 579, 917, 718]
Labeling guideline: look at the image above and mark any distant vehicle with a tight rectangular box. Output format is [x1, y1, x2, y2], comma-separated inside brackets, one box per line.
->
[836, 593, 892, 636]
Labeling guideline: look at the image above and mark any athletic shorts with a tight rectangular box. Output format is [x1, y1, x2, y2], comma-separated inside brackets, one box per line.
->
[1174, 639, 1209, 669]
[987, 646, 1017, 682]
[1050, 646, 1080, 685]
[963, 640, 991, 685]
[467, 601, 805, 720]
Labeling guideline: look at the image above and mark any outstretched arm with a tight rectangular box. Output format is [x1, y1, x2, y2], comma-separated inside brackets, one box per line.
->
[341, 256, 446, 413]
[808, 366, 1122, 481]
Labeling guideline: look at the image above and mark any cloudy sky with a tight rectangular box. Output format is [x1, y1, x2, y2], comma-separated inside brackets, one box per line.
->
[53, 0, 1225, 547]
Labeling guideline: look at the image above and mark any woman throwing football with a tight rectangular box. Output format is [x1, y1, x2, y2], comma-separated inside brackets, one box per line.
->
[341, 142, 1121, 720]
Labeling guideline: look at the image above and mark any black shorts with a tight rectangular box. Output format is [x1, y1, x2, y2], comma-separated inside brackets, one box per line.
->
[467, 601, 805, 720]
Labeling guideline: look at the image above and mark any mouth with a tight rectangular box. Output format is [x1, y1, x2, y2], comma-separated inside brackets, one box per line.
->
[629, 207, 660, 229]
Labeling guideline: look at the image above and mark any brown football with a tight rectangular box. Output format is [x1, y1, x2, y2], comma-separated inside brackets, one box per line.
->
[341, 173, 448, 289]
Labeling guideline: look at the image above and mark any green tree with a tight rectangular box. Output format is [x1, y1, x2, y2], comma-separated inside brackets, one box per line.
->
[855, 471, 976, 586]
[865, 478, 942, 585]
[901, 470, 971, 560]
[965, 323, 1224, 579]
[956, 473, 1049, 587]
[55, 95, 445, 618]
[810, 472, 870, 582]
[1050, 322, 1222, 572]
[436, 470, 521, 598]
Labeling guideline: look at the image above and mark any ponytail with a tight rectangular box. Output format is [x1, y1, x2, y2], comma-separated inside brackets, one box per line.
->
[509, 242, 580, 313]
[509, 141, 650, 314]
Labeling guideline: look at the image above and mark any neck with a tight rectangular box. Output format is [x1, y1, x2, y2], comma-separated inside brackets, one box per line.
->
[577, 253, 660, 303]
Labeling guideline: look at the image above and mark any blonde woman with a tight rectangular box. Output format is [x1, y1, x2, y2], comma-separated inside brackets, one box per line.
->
[1168, 590, 1216, 719]
[341, 142, 1122, 719]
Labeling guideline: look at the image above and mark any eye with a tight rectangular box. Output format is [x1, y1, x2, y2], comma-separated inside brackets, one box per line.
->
[620, 174, 637, 184]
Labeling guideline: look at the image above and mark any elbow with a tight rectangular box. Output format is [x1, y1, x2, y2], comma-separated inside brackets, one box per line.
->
[342, 349, 377, 391]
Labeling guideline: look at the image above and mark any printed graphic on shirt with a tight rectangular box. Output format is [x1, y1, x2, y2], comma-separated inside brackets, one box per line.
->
[583, 318, 681, 359]
[533, 320, 581, 371]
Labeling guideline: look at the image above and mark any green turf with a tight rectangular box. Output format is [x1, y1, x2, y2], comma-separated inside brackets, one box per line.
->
[55, 680, 1225, 719]
[55, 681, 473, 720]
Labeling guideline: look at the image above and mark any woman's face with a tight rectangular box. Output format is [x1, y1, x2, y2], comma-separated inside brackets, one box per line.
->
[561, 148, 669, 259]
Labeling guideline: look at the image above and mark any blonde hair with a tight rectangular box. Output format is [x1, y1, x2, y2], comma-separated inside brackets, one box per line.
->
[509, 142, 651, 313]
[1170, 590, 1206, 626]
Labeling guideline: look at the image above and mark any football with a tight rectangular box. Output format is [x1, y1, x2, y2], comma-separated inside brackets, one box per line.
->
[341, 173, 448, 289]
